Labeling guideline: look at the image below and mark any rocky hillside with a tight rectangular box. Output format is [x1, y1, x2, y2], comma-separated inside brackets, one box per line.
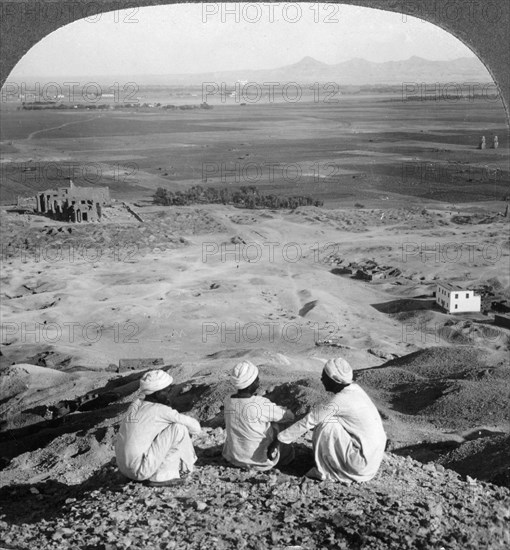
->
[1, 348, 509, 548]
[1, 436, 509, 549]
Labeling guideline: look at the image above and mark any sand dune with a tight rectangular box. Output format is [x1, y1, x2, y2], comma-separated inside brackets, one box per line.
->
[1, 204, 508, 369]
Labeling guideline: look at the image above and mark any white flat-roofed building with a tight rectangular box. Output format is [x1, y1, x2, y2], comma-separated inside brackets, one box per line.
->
[436, 282, 481, 313]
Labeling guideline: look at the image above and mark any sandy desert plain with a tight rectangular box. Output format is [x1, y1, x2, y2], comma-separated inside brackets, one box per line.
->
[0, 92, 510, 548]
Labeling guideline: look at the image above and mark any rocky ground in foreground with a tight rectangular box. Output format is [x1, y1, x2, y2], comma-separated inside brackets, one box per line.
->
[1, 346, 510, 548]
[1, 433, 509, 550]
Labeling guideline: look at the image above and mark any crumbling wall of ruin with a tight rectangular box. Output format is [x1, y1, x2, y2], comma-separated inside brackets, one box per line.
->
[34, 185, 110, 223]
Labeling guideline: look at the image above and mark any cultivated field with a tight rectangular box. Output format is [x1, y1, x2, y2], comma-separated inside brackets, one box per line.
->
[1, 95, 508, 206]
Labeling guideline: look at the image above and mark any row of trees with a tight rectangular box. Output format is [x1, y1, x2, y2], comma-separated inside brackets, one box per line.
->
[20, 102, 111, 110]
[153, 185, 323, 209]
[20, 102, 213, 111]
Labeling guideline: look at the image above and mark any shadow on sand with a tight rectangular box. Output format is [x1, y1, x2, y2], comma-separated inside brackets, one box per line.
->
[371, 298, 438, 314]
[0, 459, 126, 525]
[195, 442, 314, 477]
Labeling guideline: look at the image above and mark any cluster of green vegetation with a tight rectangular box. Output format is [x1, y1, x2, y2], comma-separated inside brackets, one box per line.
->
[153, 185, 323, 209]
[19, 102, 212, 111]
[19, 102, 112, 110]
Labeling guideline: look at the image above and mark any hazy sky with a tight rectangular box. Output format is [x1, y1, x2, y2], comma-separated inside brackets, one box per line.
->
[10, 3, 476, 77]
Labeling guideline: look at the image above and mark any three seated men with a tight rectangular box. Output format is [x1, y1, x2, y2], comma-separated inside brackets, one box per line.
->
[115, 358, 386, 485]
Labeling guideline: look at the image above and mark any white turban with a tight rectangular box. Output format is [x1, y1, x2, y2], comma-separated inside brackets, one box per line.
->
[231, 360, 259, 390]
[139, 370, 173, 395]
[324, 358, 353, 385]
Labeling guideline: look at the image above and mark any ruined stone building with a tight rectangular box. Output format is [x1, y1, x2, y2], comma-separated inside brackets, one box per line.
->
[16, 195, 37, 210]
[35, 181, 111, 222]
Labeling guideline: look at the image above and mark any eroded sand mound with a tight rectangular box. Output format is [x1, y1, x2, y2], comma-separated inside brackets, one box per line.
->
[0, 364, 71, 399]
[0, 363, 113, 432]
[357, 348, 510, 433]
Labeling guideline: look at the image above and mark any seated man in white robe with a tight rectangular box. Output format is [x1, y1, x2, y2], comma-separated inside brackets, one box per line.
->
[223, 360, 295, 471]
[115, 370, 201, 487]
[273, 358, 386, 483]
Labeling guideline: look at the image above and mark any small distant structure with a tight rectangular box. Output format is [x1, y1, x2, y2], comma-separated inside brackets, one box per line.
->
[492, 135, 499, 149]
[34, 180, 110, 222]
[352, 260, 402, 281]
[478, 136, 486, 149]
[435, 282, 481, 313]
[116, 358, 165, 373]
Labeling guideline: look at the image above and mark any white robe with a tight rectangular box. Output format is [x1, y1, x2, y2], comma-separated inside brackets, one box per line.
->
[223, 395, 295, 470]
[278, 384, 386, 482]
[115, 399, 201, 482]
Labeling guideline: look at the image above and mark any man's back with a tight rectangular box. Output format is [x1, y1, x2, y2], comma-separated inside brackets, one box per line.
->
[327, 383, 386, 460]
[223, 395, 292, 470]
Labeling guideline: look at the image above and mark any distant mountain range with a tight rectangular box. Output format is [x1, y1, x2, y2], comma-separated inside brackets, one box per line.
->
[17, 56, 493, 87]
[188, 56, 491, 86]
[116, 56, 493, 86]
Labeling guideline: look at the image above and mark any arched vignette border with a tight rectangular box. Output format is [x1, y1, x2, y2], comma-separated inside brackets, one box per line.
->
[0, 0, 508, 125]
